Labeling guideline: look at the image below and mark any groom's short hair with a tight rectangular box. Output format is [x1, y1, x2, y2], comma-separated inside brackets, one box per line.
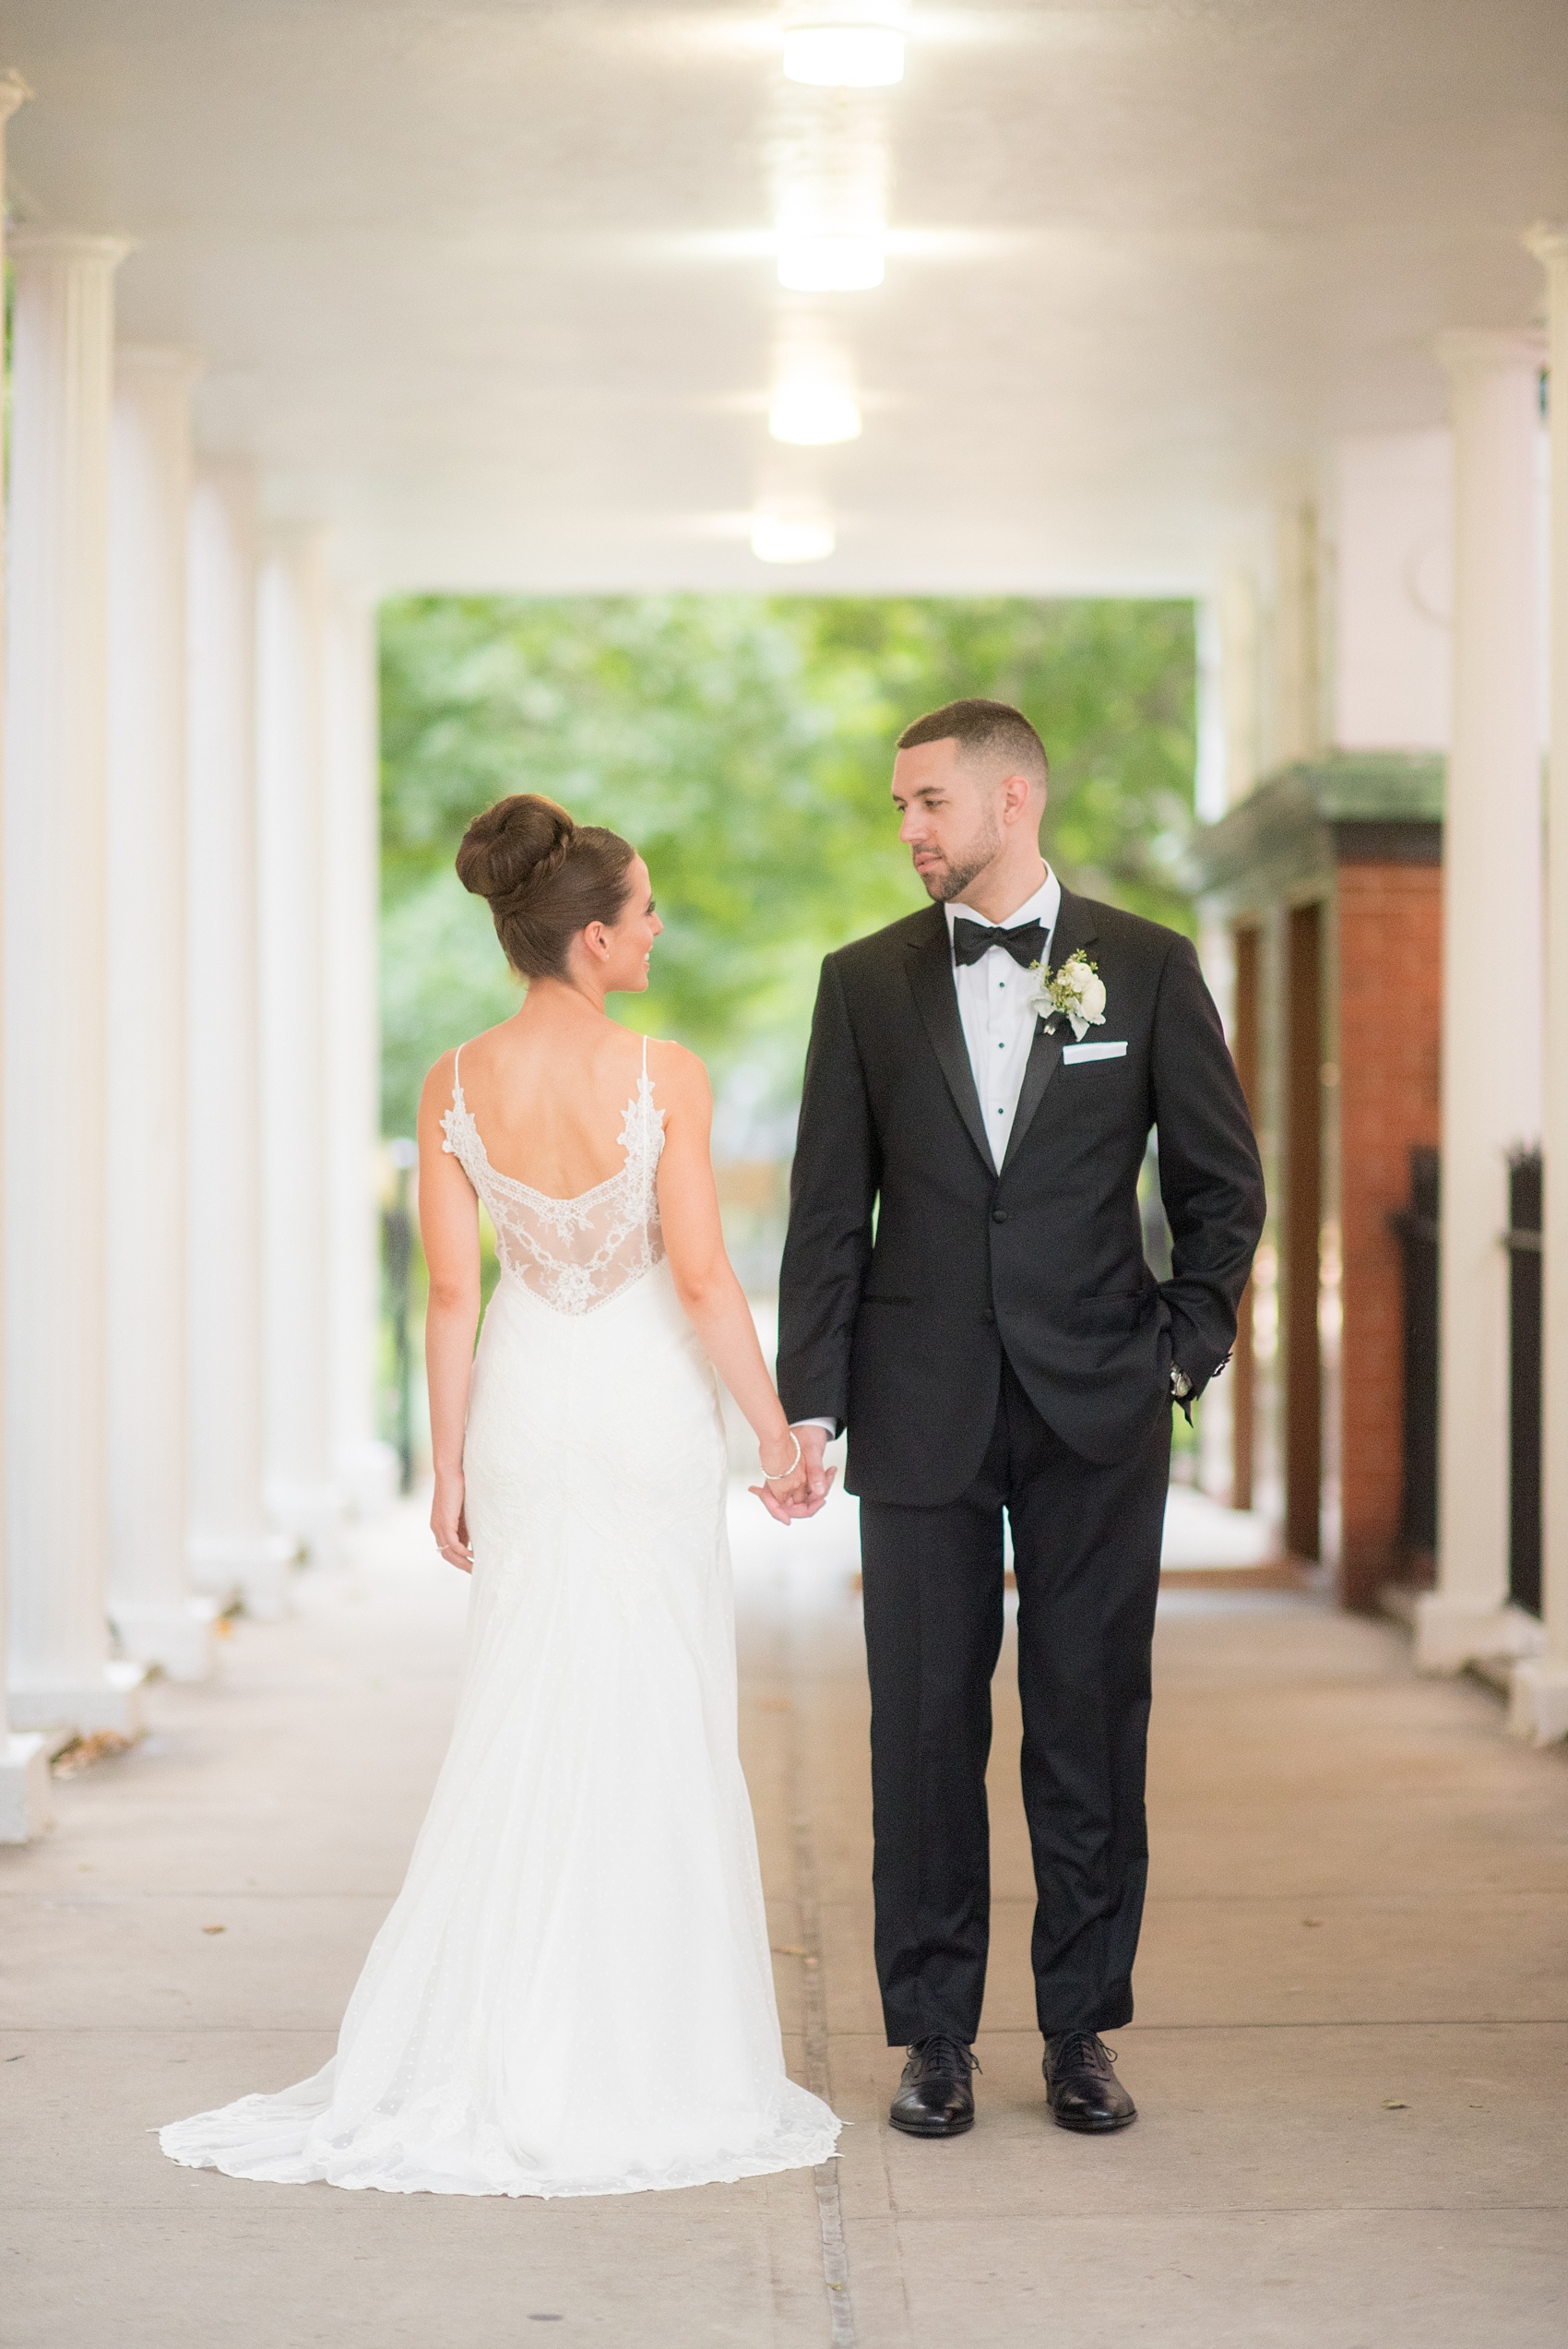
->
[896, 698, 1049, 789]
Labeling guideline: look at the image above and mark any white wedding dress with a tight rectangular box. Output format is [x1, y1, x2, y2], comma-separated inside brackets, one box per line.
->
[160, 1041, 839, 2198]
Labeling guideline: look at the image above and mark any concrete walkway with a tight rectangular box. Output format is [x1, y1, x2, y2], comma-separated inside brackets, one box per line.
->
[3, 1492, 1565, 2348]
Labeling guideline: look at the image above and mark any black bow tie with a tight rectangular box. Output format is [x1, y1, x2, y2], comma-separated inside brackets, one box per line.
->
[951, 916, 1046, 971]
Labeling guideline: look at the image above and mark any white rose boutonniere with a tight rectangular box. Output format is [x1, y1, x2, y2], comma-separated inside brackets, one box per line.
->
[1029, 950, 1107, 1043]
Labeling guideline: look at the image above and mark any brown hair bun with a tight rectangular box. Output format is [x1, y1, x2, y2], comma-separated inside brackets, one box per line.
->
[456, 793, 636, 980]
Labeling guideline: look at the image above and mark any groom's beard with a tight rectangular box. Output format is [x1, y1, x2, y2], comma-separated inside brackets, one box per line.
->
[915, 818, 1004, 903]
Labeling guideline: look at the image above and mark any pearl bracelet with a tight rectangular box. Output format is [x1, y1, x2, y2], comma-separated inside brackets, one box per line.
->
[761, 1430, 803, 1484]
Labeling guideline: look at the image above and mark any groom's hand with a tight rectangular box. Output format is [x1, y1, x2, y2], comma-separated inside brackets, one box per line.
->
[790, 1423, 835, 1518]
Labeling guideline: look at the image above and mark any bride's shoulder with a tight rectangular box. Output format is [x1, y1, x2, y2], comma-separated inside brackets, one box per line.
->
[643, 1037, 709, 1105]
[422, 1015, 516, 1087]
[418, 1044, 460, 1108]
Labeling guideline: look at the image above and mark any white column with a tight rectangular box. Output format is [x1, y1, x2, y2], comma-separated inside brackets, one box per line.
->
[4, 232, 145, 1736]
[0, 77, 53, 1839]
[105, 348, 219, 1682]
[1266, 500, 1324, 770]
[186, 468, 296, 1620]
[1216, 563, 1264, 807]
[1417, 331, 1547, 1673]
[324, 589, 397, 1518]
[257, 530, 340, 1561]
[1515, 229, 1568, 1740]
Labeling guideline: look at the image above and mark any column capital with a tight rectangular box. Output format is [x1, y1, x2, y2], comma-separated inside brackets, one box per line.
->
[1435, 325, 1546, 382]
[8, 229, 133, 271]
[1525, 219, 1568, 272]
[0, 69, 32, 125]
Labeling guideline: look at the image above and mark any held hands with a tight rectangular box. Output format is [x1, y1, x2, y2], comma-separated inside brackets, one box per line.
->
[431, 1472, 473, 1574]
[749, 1421, 837, 1524]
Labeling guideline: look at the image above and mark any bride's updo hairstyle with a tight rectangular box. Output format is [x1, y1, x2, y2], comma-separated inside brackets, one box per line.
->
[456, 793, 636, 981]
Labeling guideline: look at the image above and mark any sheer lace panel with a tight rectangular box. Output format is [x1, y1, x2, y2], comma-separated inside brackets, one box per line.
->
[441, 1038, 666, 1317]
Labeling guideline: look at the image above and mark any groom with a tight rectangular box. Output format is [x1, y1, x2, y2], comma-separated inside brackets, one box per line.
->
[778, 699, 1265, 2137]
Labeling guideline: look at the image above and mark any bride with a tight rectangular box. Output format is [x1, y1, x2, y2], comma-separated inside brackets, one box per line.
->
[160, 792, 841, 2199]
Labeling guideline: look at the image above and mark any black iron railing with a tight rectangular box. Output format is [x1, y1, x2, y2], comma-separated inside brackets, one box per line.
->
[1389, 1144, 1543, 1613]
[1391, 1148, 1440, 1558]
[1506, 1150, 1542, 1618]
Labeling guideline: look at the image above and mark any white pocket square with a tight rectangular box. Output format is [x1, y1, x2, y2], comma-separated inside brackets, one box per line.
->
[1062, 1041, 1128, 1065]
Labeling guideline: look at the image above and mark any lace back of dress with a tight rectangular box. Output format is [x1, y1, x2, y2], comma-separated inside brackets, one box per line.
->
[441, 1037, 665, 1317]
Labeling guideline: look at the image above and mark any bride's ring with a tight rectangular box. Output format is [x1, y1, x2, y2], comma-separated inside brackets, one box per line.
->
[761, 1431, 803, 1485]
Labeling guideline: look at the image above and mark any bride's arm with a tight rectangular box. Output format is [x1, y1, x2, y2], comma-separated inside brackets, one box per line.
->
[417, 1053, 482, 1572]
[653, 1044, 827, 1522]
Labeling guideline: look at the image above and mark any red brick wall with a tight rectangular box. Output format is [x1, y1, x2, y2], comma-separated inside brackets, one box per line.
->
[1336, 861, 1443, 1607]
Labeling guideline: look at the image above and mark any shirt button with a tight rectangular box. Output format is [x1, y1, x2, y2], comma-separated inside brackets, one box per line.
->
[992, 1207, 1008, 1223]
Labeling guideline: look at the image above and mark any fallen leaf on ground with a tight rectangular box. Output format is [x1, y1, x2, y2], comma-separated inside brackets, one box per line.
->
[202, 1925, 227, 1936]
[52, 1731, 137, 1778]
[1383, 2098, 1409, 2109]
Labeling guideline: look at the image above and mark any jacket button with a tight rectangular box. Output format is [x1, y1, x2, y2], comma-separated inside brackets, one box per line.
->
[992, 1207, 1007, 1223]
[982, 1307, 996, 1324]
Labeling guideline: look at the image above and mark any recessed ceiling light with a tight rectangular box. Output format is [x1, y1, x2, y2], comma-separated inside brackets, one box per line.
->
[777, 233, 885, 292]
[769, 379, 862, 445]
[752, 503, 837, 563]
[783, 22, 906, 87]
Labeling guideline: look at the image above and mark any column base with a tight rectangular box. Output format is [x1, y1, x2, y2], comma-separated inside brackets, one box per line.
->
[0, 1732, 53, 1843]
[265, 1480, 344, 1568]
[188, 1532, 298, 1623]
[1413, 1594, 1547, 1674]
[110, 1594, 223, 1684]
[6, 1659, 148, 1739]
[1507, 1658, 1568, 1746]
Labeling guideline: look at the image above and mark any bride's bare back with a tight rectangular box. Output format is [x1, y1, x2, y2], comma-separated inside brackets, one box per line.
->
[444, 1014, 660, 1200]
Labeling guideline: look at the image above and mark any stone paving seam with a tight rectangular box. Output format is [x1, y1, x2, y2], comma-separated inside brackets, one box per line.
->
[786, 1675, 857, 2347]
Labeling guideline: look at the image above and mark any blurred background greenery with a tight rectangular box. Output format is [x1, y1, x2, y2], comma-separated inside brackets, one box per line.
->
[379, 594, 1198, 1147]
[377, 592, 1200, 1470]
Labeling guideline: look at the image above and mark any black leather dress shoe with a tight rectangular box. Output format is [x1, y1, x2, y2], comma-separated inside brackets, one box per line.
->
[889, 2035, 978, 2137]
[1042, 2032, 1137, 2132]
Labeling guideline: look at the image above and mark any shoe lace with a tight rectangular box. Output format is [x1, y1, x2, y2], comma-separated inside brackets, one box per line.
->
[912, 2033, 979, 2076]
[1050, 2031, 1113, 2076]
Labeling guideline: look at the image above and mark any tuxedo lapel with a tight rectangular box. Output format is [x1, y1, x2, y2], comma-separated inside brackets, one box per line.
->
[903, 910, 994, 1172]
[1001, 888, 1100, 1173]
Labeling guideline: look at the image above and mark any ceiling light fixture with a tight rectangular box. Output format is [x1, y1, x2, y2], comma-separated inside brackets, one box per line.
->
[769, 378, 862, 445]
[752, 501, 837, 563]
[777, 233, 885, 292]
[783, 22, 905, 87]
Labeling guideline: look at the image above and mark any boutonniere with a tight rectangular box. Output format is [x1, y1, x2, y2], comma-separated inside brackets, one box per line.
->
[1028, 950, 1107, 1043]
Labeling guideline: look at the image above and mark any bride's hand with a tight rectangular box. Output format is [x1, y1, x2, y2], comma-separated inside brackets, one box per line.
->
[432, 1474, 473, 1574]
[749, 1428, 832, 1524]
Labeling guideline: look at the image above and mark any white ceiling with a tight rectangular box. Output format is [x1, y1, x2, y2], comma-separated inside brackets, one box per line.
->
[5, 1, 1566, 593]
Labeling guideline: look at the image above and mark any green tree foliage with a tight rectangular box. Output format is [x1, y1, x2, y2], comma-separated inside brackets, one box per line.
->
[379, 594, 1196, 1137]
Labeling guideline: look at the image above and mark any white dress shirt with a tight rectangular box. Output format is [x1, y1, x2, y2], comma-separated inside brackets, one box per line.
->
[790, 867, 1060, 1444]
[946, 865, 1061, 1172]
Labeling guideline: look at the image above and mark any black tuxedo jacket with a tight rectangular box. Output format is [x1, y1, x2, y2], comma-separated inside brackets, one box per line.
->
[777, 888, 1266, 1505]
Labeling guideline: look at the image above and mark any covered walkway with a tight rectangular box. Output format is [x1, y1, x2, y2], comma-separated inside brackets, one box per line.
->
[4, 1498, 1563, 2348]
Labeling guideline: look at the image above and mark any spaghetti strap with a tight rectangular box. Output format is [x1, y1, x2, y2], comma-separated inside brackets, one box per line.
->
[440, 1031, 666, 1314]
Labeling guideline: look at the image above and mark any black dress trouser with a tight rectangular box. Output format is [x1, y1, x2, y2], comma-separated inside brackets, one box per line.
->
[859, 1359, 1171, 2047]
